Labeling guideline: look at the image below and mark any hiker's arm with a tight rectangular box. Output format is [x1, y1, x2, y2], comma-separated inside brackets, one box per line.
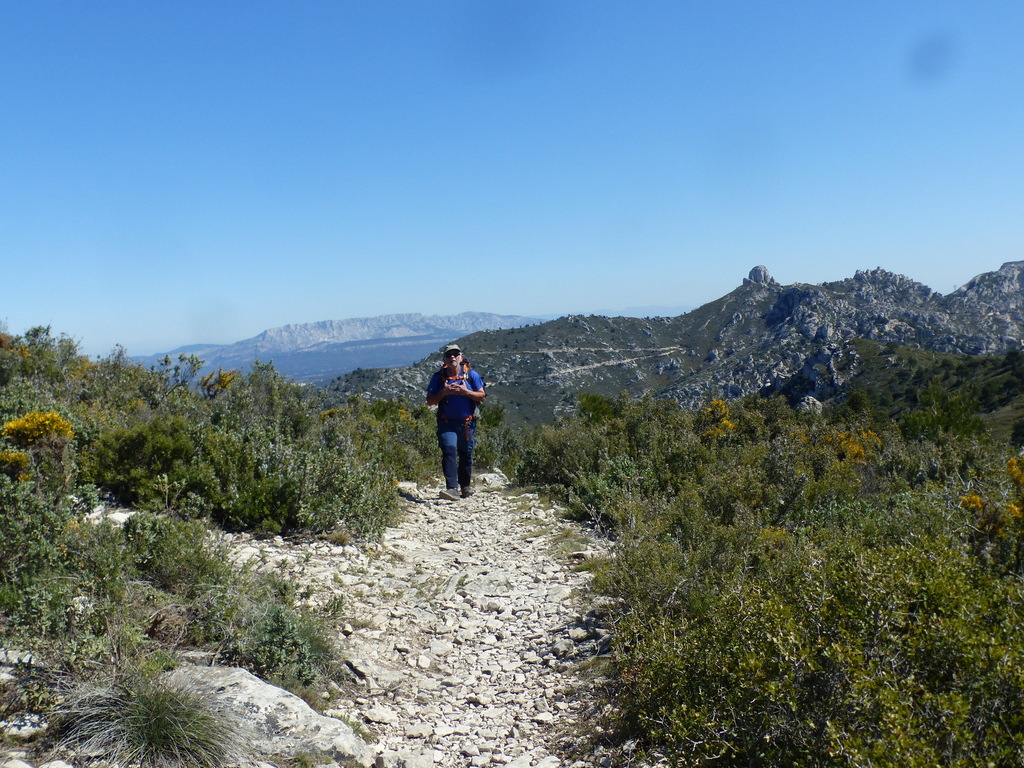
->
[435, 380, 485, 403]
[460, 385, 485, 403]
[425, 374, 445, 406]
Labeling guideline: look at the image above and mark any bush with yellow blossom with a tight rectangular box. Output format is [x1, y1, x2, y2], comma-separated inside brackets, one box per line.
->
[2, 410, 74, 448]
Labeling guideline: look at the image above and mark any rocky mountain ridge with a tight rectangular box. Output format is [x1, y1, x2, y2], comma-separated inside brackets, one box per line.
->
[329, 262, 1024, 422]
[136, 312, 540, 383]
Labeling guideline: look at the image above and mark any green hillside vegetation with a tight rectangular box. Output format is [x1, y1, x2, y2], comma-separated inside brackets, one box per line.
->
[0, 326, 442, 765]
[512, 391, 1024, 766]
[3, 324, 1024, 766]
[838, 339, 1024, 444]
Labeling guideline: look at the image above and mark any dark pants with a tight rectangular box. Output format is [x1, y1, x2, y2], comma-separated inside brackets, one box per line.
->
[437, 418, 476, 490]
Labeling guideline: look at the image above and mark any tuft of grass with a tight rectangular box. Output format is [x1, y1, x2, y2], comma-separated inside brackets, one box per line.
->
[57, 674, 242, 768]
[325, 526, 354, 547]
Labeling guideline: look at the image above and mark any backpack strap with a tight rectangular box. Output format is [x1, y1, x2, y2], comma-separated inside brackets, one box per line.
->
[436, 363, 482, 424]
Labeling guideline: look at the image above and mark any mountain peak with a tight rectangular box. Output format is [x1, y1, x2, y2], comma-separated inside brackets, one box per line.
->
[137, 312, 541, 383]
[744, 265, 775, 285]
[949, 260, 1024, 316]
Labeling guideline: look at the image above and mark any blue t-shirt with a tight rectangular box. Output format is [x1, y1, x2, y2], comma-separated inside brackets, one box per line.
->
[427, 366, 484, 420]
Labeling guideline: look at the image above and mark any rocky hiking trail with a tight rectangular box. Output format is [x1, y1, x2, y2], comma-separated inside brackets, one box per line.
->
[0, 475, 629, 768]
[233, 473, 617, 768]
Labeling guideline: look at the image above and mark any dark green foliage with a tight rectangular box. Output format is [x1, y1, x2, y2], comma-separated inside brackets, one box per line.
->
[473, 402, 523, 475]
[519, 393, 1024, 766]
[577, 392, 617, 423]
[901, 381, 985, 440]
[86, 417, 202, 508]
[0, 476, 77, 593]
[849, 340, 1024, 443]
[122, 513, 234, 596]
[224, 603, 338, 688]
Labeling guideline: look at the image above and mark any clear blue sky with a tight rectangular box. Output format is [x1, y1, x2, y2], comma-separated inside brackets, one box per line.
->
[2, 2, 1022, 357]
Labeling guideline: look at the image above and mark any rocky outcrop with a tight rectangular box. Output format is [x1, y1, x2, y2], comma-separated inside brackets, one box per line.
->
[164, 666, 374, 767]
[744, 265, 776, 285]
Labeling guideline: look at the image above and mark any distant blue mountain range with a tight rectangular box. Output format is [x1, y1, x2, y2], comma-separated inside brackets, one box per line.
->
[134, 312, 543, 384]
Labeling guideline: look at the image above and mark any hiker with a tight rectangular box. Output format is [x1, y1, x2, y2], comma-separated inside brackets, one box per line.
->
[426, 343, 486, 500]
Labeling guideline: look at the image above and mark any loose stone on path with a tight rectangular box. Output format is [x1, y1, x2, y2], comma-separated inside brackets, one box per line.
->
[229, 475, 612, 767]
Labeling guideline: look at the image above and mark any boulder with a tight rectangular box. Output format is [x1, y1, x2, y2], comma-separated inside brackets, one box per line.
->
[164, 666, 373, 767]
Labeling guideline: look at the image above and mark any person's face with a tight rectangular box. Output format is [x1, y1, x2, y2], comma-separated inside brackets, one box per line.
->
[444, 350, 461, 366]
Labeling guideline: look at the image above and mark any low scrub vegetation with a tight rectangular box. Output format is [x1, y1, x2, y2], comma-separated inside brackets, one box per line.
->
[0, 327, 441, 762]
[515, 392, 1024, 766]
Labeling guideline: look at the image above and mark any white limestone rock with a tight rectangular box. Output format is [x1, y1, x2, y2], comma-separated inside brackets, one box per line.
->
[164, 666, 373, 767]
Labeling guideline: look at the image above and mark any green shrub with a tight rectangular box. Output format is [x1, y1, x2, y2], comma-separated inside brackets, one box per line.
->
[604, 515, 1024, 766]
[122, 513, 234, 597]
[294, 449, 398, 536]
[0, 476, 76, 592]
[901, 381, 986, 440]
[522, 393, 1024, 764]
[84, 417, 204, 509]
[324, 396, 437, 484]
[224, 603, 339, 688]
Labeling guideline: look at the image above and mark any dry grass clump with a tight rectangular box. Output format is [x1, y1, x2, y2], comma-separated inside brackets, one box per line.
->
[57, 674, 243, 768]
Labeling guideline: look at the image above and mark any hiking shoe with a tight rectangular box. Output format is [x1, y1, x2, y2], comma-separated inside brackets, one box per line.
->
[460, 486, 475, 498]
[439, 488, 461, 501]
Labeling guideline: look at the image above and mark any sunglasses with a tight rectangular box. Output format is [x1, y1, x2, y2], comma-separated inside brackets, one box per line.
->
[444, 351, 461, 358]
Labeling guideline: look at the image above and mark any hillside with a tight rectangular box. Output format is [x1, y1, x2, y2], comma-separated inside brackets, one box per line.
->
[328, 262, 1024, 422]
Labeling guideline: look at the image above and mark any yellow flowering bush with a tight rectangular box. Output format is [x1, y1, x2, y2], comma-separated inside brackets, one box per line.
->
[2, 410, 75, 447]
[1008, 456, 1024, 488]
[0, 448, 30, 480]
[959, 492, 987, 514]
[700, 398, 737, 439]
[833, 429, 881, 463]
[199, 368, 240, 399]
[958, 458, 1024, 572]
